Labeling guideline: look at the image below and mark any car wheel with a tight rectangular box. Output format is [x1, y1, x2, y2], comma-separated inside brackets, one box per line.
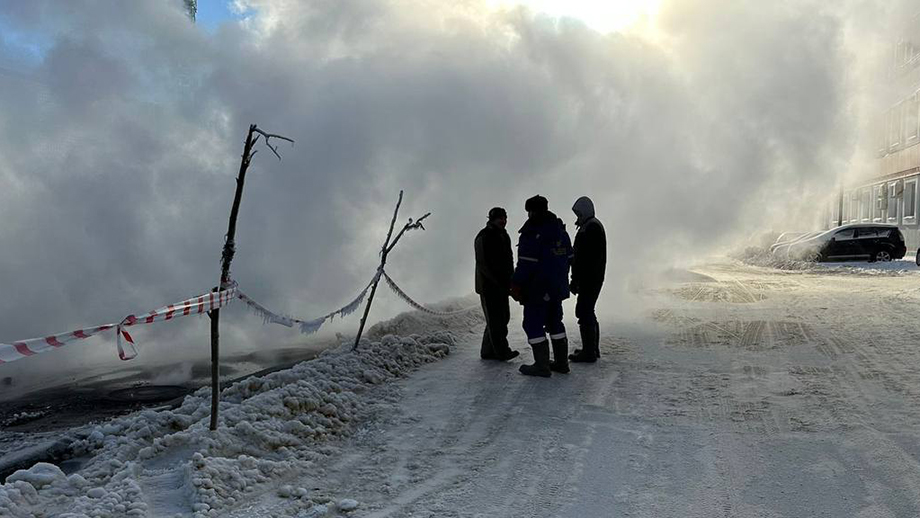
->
[916, 249, 920, 266]
[875, 249, 892, 262]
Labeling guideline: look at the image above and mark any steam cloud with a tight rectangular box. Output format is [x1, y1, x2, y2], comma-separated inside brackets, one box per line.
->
[0, 0, 900, 379]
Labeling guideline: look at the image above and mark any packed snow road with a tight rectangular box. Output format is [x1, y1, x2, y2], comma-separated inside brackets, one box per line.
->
[300, 259, 920, 518]
[5, 259, 920, 517]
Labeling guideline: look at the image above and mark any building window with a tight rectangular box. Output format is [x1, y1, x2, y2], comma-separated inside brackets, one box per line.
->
[873, 184, 885, 221]
[890, 103, 903, 151]
[888, 182, 899, 221]
[896, 39, 919, 70]
[861, 188, 871, 221]
[907, 93, 920, 144]
[880, 110, 890, 156]
[905, 178, 918, 223]
[850, 191, 860, 222]
[842, 194, 849, 224]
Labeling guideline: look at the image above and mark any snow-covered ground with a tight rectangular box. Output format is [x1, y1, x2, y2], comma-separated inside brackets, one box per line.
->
[5, 260, 920, 517]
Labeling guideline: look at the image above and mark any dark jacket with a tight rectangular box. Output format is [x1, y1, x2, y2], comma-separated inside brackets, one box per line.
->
[511, 210, 573, 304]
[475, 221, 514, 294]
[571, 197, 606, 289]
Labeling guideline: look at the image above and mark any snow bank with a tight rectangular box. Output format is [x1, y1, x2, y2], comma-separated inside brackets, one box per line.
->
[367, 295, 481, 339]
[0, 328, 459, 518]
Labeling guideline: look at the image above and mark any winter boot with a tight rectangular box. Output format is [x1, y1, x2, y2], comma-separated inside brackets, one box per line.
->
[570, 324, 597, 363]
[480, 330, 496, 360]
[550, 337, 570, 374]
[519, 340, 552, 377]
[495, 348, 520, 361]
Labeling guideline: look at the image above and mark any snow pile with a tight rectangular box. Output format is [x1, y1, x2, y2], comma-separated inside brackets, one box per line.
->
[368, 295, 482, 339]
[0, 330, 457, 518]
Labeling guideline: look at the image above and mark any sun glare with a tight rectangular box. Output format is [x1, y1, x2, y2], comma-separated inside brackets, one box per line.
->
[488, 0, 662, 33]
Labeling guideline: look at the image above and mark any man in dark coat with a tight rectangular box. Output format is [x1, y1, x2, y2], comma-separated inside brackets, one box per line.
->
[568, 196, 606, 363]
[510, 195, 573, 377]
[475, 207, 519, 361]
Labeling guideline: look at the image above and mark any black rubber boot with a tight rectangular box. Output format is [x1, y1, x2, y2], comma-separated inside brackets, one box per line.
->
[495, 349, 520, 361]
[480, 328, 496, 360]
[550, 337, 570, 373]
[519, 341, 551, 377]
[570, 324, 597, 363]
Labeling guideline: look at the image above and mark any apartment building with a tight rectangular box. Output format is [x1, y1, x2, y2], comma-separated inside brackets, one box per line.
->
[831, 10, 920, 250]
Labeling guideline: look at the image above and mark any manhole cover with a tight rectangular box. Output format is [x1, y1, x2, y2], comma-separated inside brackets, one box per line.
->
[106, 385, 189, 403]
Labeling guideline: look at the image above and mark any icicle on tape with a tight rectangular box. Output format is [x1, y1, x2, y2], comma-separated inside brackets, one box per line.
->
[382, 271, 478, 316]
[233, 271, 380, 336]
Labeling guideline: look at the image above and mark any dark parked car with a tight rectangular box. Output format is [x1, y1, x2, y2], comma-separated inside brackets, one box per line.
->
[771, 223, 906, 262]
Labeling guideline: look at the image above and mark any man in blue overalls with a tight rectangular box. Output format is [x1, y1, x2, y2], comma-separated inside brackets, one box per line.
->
[510, 195, 574, 378]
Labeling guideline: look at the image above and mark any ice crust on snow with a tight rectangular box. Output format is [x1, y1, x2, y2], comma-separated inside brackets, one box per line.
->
[0, 330, 458, 518]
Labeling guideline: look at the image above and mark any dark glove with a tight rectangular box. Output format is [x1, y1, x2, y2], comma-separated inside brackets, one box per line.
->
[510, 284, 523, 303]
[569, 281, 579, 295]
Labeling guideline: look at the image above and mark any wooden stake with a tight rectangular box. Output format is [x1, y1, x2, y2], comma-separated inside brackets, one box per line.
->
[209, 124, 292, 430]
[353, 191, 403, 350]
[210, 124, 257, 430]
[352, 193, 431, 350]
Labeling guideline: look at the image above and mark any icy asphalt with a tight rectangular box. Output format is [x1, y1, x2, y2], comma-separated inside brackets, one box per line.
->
[5, 258, 920, 517]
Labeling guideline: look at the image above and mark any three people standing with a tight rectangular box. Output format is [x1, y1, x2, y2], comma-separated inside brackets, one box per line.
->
[474, 195, 606, 377]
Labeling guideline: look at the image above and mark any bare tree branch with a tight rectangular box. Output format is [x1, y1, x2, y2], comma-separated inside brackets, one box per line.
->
[265, 141, 283, 161]
[251, 126, 295, 161]
[252, 127, 295, 143]
[386, 212, 432, 254]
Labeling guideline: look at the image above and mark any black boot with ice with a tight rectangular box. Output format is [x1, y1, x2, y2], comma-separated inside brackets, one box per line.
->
[550, 337, 570, 374]
[570, 324, 597, 363]
[519, 341, 552, 378]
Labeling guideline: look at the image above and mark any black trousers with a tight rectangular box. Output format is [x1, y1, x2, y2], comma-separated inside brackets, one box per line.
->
[480, 290, 511, 357]
[575, 283, 602, 327]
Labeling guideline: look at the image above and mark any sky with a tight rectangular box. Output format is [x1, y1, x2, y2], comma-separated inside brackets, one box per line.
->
[196, 0, 248, 32]
[193, 0, 663, 34]
[0, 0, 906, 384]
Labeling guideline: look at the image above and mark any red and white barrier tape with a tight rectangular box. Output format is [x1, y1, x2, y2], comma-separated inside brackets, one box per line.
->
[0, 324, 117, 365]
[0, 267, 473, 366]
[0, 287, 238, 365]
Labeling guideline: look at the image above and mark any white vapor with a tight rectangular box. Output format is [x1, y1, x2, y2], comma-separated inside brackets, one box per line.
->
[0, 0, 898, 384]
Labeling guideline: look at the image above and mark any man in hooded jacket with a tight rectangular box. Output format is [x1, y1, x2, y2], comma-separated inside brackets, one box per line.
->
[510, 195, 574, 377]
[568, 196, 606, 363]
[475, 207, 519, 361]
